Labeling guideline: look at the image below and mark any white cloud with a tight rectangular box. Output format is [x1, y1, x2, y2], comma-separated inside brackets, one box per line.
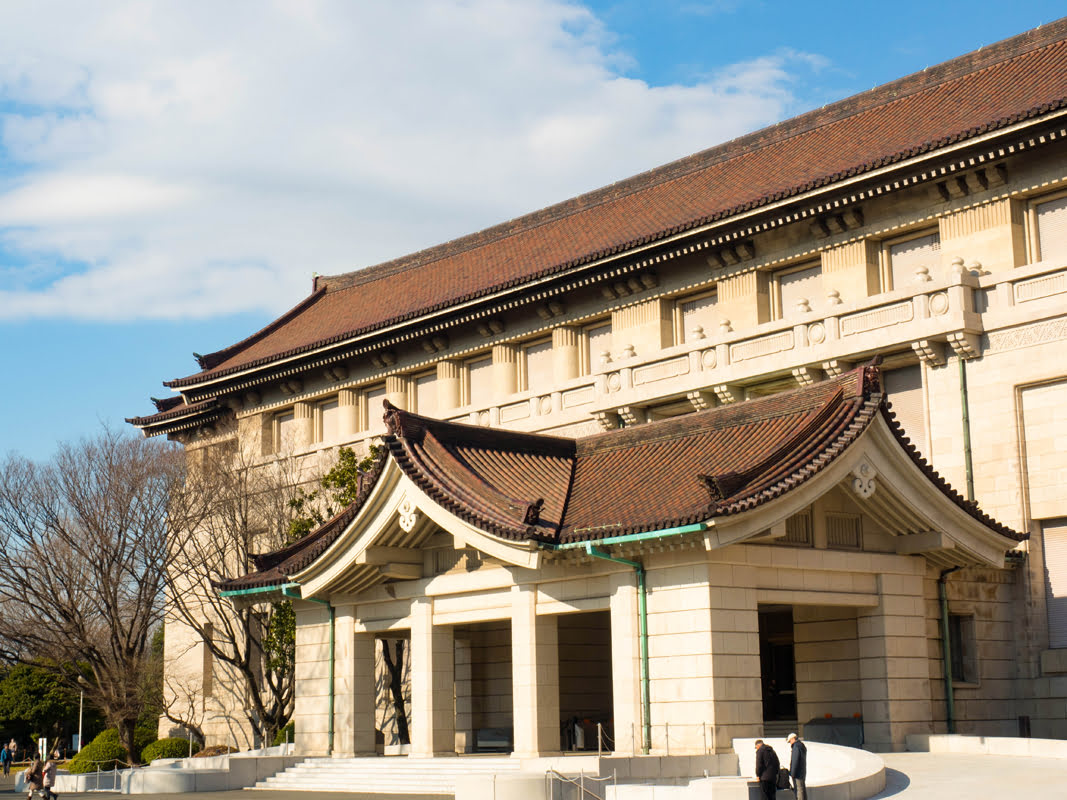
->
[0, 0, 828, 321]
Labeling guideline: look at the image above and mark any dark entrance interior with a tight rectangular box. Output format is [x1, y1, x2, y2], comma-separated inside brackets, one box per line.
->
[558, 611, 613, 751]
[758, 607, 797, 725]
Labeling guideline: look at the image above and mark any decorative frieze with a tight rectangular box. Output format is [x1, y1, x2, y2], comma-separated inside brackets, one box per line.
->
[840, 302, 914, 337]
[730, 330, 794, 362]
[1014, 269, 1067, 303]
[985, 317, 1067, 352]
[633, 356, 689, 386]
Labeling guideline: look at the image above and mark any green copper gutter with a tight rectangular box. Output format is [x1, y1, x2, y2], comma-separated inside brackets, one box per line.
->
[553, 520, 713, 755]
[282, 585, 335, 756]
[958, 356, 975, 503]
[938, 566, 962, 734]
[218, 582, 300, 598]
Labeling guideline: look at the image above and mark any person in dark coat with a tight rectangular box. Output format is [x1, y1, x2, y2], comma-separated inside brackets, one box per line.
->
[754, 739, 780, 800]
[788, 732, 808, 800]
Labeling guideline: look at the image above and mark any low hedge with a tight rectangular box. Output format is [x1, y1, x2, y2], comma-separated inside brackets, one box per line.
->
[141, 737, 200, 763]
[66, 738, 127, 774]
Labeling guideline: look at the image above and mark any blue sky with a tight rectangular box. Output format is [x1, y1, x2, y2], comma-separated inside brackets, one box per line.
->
[1, 0, 1064, 460]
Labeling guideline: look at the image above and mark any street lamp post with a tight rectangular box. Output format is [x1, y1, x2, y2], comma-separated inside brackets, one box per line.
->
[77, 689, 83, 753]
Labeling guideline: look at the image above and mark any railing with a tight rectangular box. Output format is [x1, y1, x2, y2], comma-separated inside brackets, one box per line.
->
[545, 768, 616, 800]
[615, 721, 716, 756]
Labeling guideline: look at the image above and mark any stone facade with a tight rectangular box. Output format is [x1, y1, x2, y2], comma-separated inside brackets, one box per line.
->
[131, 24, 1067, 756]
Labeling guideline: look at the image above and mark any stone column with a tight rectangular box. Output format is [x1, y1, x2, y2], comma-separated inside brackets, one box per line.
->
[553, 326, 580, 383]
[858, 567, 932, 751]
[511, 585, 560, 757]
[332, 605, 378, 756]
[437, 360, 462, 412]
[609, 571, 642, 755]
[292, 401, 314, 449]
[385, 375, 409, 411]
[409, 599, 455, 756]
[337, 389, 358, 441]
[454, 637, 473, 753]
[492, 344, 519, 401]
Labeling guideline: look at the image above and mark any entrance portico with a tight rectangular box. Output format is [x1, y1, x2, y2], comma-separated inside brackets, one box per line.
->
[222, 365, 1024, 757]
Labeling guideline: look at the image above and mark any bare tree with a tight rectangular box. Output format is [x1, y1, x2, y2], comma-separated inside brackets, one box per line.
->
[0, 428, 184, 765]
[165, 440, 320, 747]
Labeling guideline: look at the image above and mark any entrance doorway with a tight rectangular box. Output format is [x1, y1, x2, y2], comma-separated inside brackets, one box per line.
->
[454, 621, 513, 753]
[558, 611, 613, 752]
[758, 607, 797, 731]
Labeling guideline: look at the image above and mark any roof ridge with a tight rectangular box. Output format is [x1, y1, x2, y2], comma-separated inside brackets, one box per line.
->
[315, 18, 1067, 296]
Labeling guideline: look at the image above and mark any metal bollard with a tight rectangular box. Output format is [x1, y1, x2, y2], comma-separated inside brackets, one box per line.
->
[597, 723, 602, 757]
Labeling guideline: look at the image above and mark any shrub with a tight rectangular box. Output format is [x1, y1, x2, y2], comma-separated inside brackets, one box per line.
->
[272, 722, 295, 747]
[141, 738, 200, 764]
[193, 744, 238, 758]
[67, 727, 160, 772]
[67, 738, 127, 774]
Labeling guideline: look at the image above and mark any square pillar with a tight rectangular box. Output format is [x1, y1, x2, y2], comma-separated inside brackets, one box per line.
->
[609, 571, 642, 755]
[511, 586, 560, 757]
[706, 563, 763, 751]
[333, 605, 377, 756]
[409, 599, 455, 756]
[858, 569, 933, 751]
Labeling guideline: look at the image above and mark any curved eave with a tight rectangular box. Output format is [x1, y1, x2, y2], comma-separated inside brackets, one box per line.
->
[708, 415, 1021, 568]
[127, 405, 224, 438]
[291, 460, 541, 600]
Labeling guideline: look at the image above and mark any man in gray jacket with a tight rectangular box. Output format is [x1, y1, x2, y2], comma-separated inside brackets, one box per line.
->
[788, 733, 807, 800]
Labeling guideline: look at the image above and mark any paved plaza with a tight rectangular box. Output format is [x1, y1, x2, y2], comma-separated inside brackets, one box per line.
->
[2, 751, 1067, 798]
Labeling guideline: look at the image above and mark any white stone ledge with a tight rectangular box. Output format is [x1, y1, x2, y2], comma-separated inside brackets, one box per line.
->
[907, 733, 1067, 758]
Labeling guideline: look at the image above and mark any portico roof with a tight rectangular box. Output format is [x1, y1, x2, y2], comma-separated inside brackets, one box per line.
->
[219, 363, 1024, 596]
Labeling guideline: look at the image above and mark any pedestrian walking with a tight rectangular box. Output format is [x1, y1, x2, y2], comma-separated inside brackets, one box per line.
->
[788, 732, 807, 800]
[23, 757, 42, 800]
[41, 756, 57, 800]
[754, 739, 780, 800]
[1, 742, 12, 776]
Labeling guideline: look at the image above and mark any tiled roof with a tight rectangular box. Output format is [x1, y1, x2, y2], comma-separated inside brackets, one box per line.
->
[125, 397, 219, 427]
[165, 19, 1067, 393]
[220, 364, 1024, 590]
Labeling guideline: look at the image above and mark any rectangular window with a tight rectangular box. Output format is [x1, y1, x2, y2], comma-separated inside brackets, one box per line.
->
[464, 356, 493, 406]
[365, 386, 387, 436]
[773, 262, 821, 320]
[1043, 518, 1067, 649]
[948, 613, 977, 683]
[202, 623, 214, 698]
[1032, 193, 1067, 263]
[884, 230, 941, 290]
[580, 321, 612, 374]
[676, 290, 718, 343]
[414, 371, 437, 417]
[317, 398, 341, 444]
[520, 338, 553, 393]
[884, 365, 927, 458]
[782, 510, 813, 546]
[273, 411, 296, 453]
[826, 512, 862, 549]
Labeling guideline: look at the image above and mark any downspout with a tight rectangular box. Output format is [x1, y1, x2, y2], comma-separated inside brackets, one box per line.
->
[938, 567, 962, 734]
[583, 543, 651, 755]
[284, 585, 335, 756]
[958, 356, 975, 503]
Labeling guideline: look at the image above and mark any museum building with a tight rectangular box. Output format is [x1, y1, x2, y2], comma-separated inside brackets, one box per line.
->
[130, 19, 1067, 756]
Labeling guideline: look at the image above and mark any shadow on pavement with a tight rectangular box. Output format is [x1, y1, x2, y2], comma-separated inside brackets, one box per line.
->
[869, 768, 911, 798]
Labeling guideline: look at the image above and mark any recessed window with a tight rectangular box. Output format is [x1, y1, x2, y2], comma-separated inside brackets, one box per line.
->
[273, 411, 296, 453]
[414, 371, 437, 417]
[1030, 193, 1067, 263]
[365, 386, 387, 436]
[826, 512, 861, 549]
[519, 338, 553, 393]
[772, 262, 821, 320]
[884, 365, 927, 457]
[675, 290, 718, 343]
[948, 613, 978, 684]
[463, 356, 493, 407]
[782, 510, 813, 546]
[579, 321, 612, 374]
[883, 230, 941, 290]
[316, 398, 341, 444]
[1042, 518, 1067, 649]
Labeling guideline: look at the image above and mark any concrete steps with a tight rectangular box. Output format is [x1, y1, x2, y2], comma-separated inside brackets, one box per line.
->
[252, 756, 522, 794]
